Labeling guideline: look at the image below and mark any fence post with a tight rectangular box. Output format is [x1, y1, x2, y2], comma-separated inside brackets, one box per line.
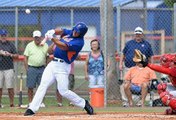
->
[14, 7, 19, 95]
[174, 3, 176, 52]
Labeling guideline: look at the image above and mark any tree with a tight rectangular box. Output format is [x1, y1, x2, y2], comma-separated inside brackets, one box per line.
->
[164, 0, 176, 7]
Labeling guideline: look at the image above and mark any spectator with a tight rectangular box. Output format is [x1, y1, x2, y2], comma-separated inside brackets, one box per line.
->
[124, 50, 157, 107]
[84, 39, 110, 88]
[0, 29, 18, 107]
[24, 30, 49, 107]
[119, 27, 154, 107]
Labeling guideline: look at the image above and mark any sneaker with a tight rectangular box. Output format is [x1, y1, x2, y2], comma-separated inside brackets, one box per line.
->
[84, 100, 94, 115]
[24, 109, 35, 116]
[58, 103, 63, 107]
[10, 104, 15, 107]
[69, 102, 74, 107]
[136, 100, 142, 107]
[40, 103, 45, 108]
[122, 102, 129, 107]
[20, 104, 28, 109]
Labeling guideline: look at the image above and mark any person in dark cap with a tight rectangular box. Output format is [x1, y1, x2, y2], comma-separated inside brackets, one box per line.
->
[0, 29, 18, 108]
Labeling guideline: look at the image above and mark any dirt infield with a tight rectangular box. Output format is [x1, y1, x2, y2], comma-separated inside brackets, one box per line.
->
[1, 113, 176, 120]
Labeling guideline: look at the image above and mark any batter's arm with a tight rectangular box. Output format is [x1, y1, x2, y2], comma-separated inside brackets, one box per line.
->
[54, 28, 64, 35]
[51, 38, 68, 50]
[48, 43, 55, 54]
[147, 63, 171, 75]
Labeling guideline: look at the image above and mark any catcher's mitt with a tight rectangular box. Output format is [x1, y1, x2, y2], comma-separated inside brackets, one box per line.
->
[133, 49, 148, 67]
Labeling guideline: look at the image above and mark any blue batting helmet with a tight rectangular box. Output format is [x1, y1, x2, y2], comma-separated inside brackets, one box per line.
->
[0, 29, 8, 35]
[73, 22, 88, 37]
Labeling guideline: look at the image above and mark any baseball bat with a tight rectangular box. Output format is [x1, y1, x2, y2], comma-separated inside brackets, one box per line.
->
[40, 37, 47, 46]
[18, 72, 23, 107]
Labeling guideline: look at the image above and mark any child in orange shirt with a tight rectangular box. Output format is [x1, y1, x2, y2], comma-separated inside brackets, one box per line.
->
[124, 61, 157, 107]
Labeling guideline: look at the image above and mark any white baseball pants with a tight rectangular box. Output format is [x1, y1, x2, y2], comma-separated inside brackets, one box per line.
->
[29, 60, 85, 113]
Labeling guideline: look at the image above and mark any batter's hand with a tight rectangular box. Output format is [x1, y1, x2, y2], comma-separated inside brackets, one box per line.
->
[45, 32, 54, 40]
[47, 29, 55, 35]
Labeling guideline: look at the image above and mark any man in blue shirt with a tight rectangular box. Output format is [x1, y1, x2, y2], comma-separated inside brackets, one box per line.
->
[0, 29, 18, 108]
[119, 27, 154, 107]
[24, 22, 94, 116]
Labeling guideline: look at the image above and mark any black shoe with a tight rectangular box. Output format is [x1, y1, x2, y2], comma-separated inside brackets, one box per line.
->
[84, 100, 94, 115]
[24, 109, 35, 116]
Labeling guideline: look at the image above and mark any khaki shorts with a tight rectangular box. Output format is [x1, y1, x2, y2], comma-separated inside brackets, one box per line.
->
[0, 69, 15, 88]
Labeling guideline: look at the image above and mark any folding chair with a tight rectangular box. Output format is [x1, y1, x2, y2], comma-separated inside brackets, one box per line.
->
[131, 79, 159, 107]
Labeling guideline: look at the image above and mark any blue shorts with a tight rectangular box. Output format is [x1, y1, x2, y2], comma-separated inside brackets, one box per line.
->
[130, 84, 141, 95]
[26, 66, 45, 88]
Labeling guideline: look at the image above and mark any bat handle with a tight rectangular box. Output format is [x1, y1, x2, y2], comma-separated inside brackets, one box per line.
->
[40, 37, 47, 46]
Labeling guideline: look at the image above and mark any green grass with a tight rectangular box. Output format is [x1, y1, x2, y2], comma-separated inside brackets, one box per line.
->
[0, 96, 168, 114]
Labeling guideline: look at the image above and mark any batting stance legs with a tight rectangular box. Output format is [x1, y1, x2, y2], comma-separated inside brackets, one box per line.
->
[24, 61, 93, 115]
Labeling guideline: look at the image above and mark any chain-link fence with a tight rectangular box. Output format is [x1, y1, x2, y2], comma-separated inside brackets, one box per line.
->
[0, 0, 175, 108]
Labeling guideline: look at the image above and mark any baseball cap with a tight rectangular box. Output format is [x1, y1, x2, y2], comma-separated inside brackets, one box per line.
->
[0, 29, 8, 35]
[33, 30, 41, 37]
[134, 27, 143, 34]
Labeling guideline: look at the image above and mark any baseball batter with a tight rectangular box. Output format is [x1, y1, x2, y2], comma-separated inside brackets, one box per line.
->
[24, 22, 94, 116]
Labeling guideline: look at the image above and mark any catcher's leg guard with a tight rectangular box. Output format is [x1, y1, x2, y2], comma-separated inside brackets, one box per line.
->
[160, 91, 170, 105]
[168, 97, 176, 110]
[160, 91, 176, 111]
[157, 83, 167, 94]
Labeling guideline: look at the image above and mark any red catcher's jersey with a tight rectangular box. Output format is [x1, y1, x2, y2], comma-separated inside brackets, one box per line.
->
[148, 63, 176, 86]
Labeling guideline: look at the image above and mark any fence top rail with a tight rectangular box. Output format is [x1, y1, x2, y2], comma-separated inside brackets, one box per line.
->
[15, 54, 162, 62]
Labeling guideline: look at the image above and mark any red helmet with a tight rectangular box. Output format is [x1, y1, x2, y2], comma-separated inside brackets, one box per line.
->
[160, 54, 175, 68]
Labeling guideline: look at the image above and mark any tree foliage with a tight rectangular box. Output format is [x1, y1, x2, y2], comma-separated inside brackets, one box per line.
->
[164, 0, 176, 7]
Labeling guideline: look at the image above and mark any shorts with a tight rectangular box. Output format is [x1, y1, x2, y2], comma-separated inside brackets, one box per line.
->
[26, 66, 45, 88]
[0, 69, 15, 88]
[130, 84, 141, 95]
[88, 75, 104, 88]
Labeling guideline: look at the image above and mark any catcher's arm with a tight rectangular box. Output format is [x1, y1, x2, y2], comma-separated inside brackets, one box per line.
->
[147, 64, 171, 75]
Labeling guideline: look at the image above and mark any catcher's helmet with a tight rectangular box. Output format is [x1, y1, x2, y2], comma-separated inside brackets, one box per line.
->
[0, 29, 8, 35]
[160, 54, 175, 68]
[73, 22, 88, 37]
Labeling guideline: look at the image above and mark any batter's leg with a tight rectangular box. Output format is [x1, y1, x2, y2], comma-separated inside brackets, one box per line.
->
[25, 63, 55, 115]
[56, 74, 85, 108]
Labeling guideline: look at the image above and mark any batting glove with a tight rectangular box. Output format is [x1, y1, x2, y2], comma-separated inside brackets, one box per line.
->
[45, 32, 53, 40]
[47, 29, 55, 35]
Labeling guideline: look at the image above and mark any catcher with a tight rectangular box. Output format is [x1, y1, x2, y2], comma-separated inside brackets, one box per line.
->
[134, 49, 176, 115]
